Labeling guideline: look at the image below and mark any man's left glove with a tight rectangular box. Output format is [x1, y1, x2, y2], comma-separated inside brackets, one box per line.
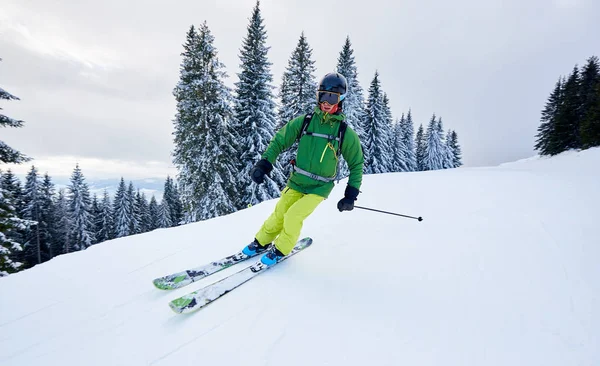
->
[249, 159, 273, 184]
[337, 185, 360, 212]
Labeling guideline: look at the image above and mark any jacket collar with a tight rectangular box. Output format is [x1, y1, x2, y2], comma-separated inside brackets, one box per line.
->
[313, 106, 345, 123]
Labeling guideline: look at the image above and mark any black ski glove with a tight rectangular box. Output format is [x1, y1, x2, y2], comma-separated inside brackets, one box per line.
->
[249, 159, 273, 184]
[337, 185, 360, 212]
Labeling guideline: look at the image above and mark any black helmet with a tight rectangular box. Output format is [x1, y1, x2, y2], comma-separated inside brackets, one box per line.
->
[317, 73, 348, 107]
[318, 72, 348, 97]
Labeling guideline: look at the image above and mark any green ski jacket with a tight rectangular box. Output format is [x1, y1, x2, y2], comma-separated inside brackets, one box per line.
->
[262, 106, 364, 198]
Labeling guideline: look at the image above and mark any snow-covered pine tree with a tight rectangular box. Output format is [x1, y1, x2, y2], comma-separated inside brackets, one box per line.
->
[402, 110, 417, 171]
[135, 190, 151, 233]
[113, 178, 132, 238]
[437, 118, 454, 169]
[1, 59, 29, 164]
[444, 129, 456, 169]
[95, 190, 113, 243]
[90, 194, 101, 244]
[172, 23, 239, 221]
[0, 188, 25, 276]
[392, 113, 410, 172]
[1, 170, 24, 214]
[392, 115, 409, 172]
[415, 124, 426, 171]
[580, 56, 600, 149]
[53, 189, 71, 254]
[535, 78, 564, 155]
[422, 115, 446, 170]
[336, 36, 366, 136]
[448, 130, 463, 167]
[68, 165, 94, 250]
[22, 166, 45, 266]
[232, 1, 285, 206]
[148, 195, 160, 231]
[39, 174, 56, 258]
[551, 66, 582, 154]
[336, 36, 367, 178]
[157, 200, 172, 228]
[277, 32, 317, 178]
[162, 177, 179, 226]
[127, 182, 140, 235]
[0, 169, 27, 276]
[363, 72, 390, 174]
[382, 93, 395, 172]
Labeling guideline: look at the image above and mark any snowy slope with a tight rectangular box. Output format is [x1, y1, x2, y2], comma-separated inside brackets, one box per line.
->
[1, 149, 599, 366]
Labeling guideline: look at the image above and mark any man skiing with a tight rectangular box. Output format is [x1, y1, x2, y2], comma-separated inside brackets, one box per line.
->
[242, 72, 364, 266]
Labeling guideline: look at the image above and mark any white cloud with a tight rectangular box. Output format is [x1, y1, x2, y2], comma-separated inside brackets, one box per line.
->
[0, 2, 121, 70]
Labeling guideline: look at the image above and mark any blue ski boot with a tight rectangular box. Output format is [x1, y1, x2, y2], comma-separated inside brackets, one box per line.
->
[260, 246, 285, 267]
[242, 239, 271, 257]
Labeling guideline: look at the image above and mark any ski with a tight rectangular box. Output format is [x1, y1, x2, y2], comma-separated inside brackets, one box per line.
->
[153, 246, 265, 290]
[168, 237, 313, 314]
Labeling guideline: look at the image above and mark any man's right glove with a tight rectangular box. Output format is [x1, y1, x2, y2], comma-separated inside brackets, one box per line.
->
[249, 159, 273, 184]
[337, 185, 360, 212]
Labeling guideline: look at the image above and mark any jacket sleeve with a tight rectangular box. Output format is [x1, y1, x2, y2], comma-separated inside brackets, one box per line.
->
[261, 115, 305, 164]
[340, 126, 364, 190]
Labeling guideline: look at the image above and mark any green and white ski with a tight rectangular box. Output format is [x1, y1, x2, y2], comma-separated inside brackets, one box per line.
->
[153, 248, 262, 290]
[169, 237, 313, 314]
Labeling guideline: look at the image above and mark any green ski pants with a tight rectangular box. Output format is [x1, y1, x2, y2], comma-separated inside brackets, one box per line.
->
[255, 187, 324, 255]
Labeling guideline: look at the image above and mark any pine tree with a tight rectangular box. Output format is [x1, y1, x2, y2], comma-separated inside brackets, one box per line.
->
[96, 190, 113, 243]
[22, 166, 45, 266]
[552, 67, 582, 154]
[148, 196, 160, 231]
[438, 119, 454, 169]
[415, 124, 426, 171]
[391, 115, 409, 172]
[363, 72, 390, 174]
[232, 1, 285, 206]
[39, 174, 56, 258]
[402, 110, 417, 171]
[68, 165, 94, 250]
[1, 169, 26, 265]
[90, 194, 101, 244]
[1, 58, 29, 164]
[127, 182, 140, 235]
[0, 189, 25, 276]
[113, 178, 131, 238]
[580, 56, 600, 148]
[0, 168, 28, 276]
[53, 189, 71, 254]
[135, 190, 151, 233]
[423, 114, 445, 170]
[448, 130, 463, 167]
[336, 36, 367, 178]
[162, 177, 181, 226]
[277, 32, 317, 178]
[172, 23, 240, 221]
[535, 78, 564, 155]
[157, 200, 172, 228]
[382, 93, 395, 172]
[336, 36, 366, 136]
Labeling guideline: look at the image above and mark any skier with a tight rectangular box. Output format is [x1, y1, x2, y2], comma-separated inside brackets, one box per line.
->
[242, 72, 364, 266]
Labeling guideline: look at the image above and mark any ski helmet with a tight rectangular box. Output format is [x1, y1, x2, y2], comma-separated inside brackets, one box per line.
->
[317, 73, 348, 104]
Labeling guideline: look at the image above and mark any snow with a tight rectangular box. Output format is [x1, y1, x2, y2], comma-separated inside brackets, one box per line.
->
[1, 148, 599, 366]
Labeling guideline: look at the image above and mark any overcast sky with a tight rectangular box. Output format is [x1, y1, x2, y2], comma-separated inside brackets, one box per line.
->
[1, 0, 598, 180]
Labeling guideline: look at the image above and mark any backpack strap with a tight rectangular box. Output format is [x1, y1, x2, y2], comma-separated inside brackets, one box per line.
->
[297, 112, 313, 142]
[336, 120, 348, 156]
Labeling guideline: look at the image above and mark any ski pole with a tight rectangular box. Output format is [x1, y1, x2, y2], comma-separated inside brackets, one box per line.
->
[354, 205, 423, 221]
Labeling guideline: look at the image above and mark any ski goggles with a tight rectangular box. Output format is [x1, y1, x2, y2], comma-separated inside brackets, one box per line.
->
[317, 91, 345, 105]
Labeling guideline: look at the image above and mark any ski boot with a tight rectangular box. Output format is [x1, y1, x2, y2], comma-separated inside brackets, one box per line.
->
[260, 246, 285, 267]
[242, 239, 271, 257]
